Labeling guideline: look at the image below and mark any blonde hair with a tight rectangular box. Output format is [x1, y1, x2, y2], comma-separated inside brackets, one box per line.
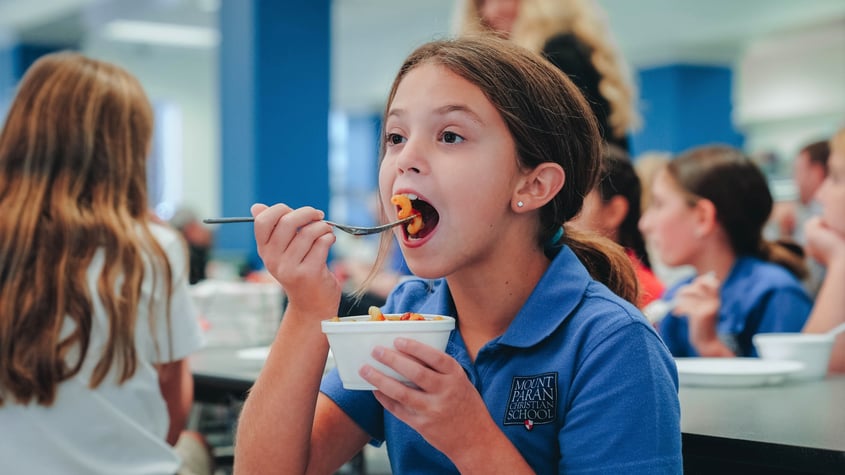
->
[0, 52, 172, 406]
[633, 151, 671, 212]
[454, 0, 639, 139]
[831, 126, 845, 156]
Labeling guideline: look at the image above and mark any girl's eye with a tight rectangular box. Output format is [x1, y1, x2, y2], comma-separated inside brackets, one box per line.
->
[386, 133, 405, 145]
[441, 131, 464, 144]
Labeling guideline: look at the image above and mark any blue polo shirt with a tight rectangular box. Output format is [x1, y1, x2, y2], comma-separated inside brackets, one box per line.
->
[320, 246, 682, 474]
[658, 256, 812, 357]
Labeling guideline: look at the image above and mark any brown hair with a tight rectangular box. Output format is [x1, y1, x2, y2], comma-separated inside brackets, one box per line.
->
[0, 52, 172, 406]
[666, 145, 807, 279]
[595, 144, 652, 269]
[801, 139, 830, 172]
[370, 36, 637, 303]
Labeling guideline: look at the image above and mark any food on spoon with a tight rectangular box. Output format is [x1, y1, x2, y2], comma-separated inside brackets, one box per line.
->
[391, 194, 424, 236]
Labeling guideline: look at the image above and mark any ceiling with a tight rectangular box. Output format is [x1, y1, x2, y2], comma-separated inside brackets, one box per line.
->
[1, 0, 844, 111]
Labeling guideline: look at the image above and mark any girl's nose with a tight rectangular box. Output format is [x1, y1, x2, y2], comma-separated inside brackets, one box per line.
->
[638, 211, 651, 234]
[396, 139, 427, 175]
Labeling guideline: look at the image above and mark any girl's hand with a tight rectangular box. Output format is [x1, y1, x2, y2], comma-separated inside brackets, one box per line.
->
[361, 338, 492, 456]
[804, 216, 845, 267]
[674, 272, 724, 353]
[251, 203, 341, 315]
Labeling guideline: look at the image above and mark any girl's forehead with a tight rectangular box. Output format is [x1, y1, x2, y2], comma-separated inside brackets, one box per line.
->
[654, 169, 686, 197]
[395, 64, 477, 97]
[389, 63, 492, 117]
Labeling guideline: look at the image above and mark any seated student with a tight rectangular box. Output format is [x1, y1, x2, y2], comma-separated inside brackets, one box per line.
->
[0, 52, 211, 474]
[802, 127, 845, 373]
[235, 36, 681, 473]
[169, 207, 214, 285]
[571, 144, 664, 307]
[639, 145, 813, 357]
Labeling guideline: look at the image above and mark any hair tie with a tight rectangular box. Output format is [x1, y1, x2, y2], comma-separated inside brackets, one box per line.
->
[545, 226, 564, 249]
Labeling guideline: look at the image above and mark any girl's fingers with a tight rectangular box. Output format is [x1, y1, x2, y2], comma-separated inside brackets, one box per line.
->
[279, 211, 331, 261]
[359, 362, 413, 395]
[252, 203, 292, 246]
[368, 340, 455, 393]
[393, 338, 454, 374]
[300, 231, 336, 268]
[250, 202, 268, 217]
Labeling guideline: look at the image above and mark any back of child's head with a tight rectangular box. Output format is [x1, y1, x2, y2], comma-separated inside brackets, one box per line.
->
[0, 52, 169, 407]
[379, 36, 638, 303]
[596, 144, 651, 268]
[0, 51, 154, 218]
[666, 145, 807, 278]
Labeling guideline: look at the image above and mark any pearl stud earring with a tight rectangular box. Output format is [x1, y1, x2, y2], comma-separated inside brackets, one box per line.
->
[517, 201, 524, 208]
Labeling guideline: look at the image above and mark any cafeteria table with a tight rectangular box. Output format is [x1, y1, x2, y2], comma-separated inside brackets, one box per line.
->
[191, 347, 845, 474]
[679, 377, 845, 474]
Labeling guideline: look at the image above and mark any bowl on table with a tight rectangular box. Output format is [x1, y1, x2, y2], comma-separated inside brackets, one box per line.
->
[321, 313, 455, 390]
[752, 333, 834, 382]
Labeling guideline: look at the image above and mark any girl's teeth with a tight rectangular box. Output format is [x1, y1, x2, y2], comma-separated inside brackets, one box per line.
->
[406, 193, 418, 200]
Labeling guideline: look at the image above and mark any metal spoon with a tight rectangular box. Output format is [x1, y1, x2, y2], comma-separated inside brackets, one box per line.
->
[202, 215, 415, 236]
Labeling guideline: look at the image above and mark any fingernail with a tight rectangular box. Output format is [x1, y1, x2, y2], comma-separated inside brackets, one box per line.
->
[360, 365, 372, 377]
[394, 338, 408, 349]
[372, 346, 384, 358]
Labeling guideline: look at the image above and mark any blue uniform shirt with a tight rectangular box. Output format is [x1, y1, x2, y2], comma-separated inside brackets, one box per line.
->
[658, 256, 813, 357]
[321, 246, 682, 474]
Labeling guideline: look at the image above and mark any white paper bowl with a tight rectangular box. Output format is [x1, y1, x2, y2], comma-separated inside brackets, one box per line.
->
[752, 333, 834, 382]
[321, 314, 455, 390]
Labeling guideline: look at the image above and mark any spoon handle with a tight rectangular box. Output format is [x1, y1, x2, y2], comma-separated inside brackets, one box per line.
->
[828, 321, 845, 337]
[203, 217, 254, 224]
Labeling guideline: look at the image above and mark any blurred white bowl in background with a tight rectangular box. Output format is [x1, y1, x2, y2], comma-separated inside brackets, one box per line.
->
[753, 333, 834, 382]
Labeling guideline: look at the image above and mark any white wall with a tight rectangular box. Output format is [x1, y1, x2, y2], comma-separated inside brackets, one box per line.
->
[82, 38, 220, 220]
[735, 19, 845, 161]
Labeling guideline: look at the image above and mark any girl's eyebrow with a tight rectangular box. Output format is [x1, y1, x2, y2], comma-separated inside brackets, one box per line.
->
[385, 104, 484, 126]
[434, 104, 484, 125]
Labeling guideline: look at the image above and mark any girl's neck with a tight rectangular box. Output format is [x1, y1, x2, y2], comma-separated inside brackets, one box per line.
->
[691, 237, 737, 283]
[447, 246, 550, 360]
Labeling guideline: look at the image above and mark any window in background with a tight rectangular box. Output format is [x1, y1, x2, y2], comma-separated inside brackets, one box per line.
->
[148, 100, 184, 221]
[328, 110, 381, 226]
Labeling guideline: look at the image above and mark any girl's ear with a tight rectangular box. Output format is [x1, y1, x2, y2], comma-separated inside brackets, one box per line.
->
[693, 198, 718, 237]
[603, 195, 630, 231]
[512, 163, 565, 212]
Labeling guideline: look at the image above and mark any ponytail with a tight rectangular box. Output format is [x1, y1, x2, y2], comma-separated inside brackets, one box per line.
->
[563, 226, 639, 306]
[760, 240, 808, 280]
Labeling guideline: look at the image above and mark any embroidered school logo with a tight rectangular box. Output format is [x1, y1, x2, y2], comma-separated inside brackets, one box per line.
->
[504, 372, 557, 429]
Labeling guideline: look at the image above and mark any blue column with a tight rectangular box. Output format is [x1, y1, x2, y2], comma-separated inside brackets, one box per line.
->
[15, 44, 69, 77]
[631, 64, 744, 157]
[0, 44, 16, 118]
[217, 0, 331, 267]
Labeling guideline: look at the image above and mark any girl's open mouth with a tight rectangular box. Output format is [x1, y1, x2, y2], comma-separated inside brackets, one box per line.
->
[392, 193, 439, 240]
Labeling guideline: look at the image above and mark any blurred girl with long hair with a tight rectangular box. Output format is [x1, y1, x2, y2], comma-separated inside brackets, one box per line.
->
[0, 52, 209, 474]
